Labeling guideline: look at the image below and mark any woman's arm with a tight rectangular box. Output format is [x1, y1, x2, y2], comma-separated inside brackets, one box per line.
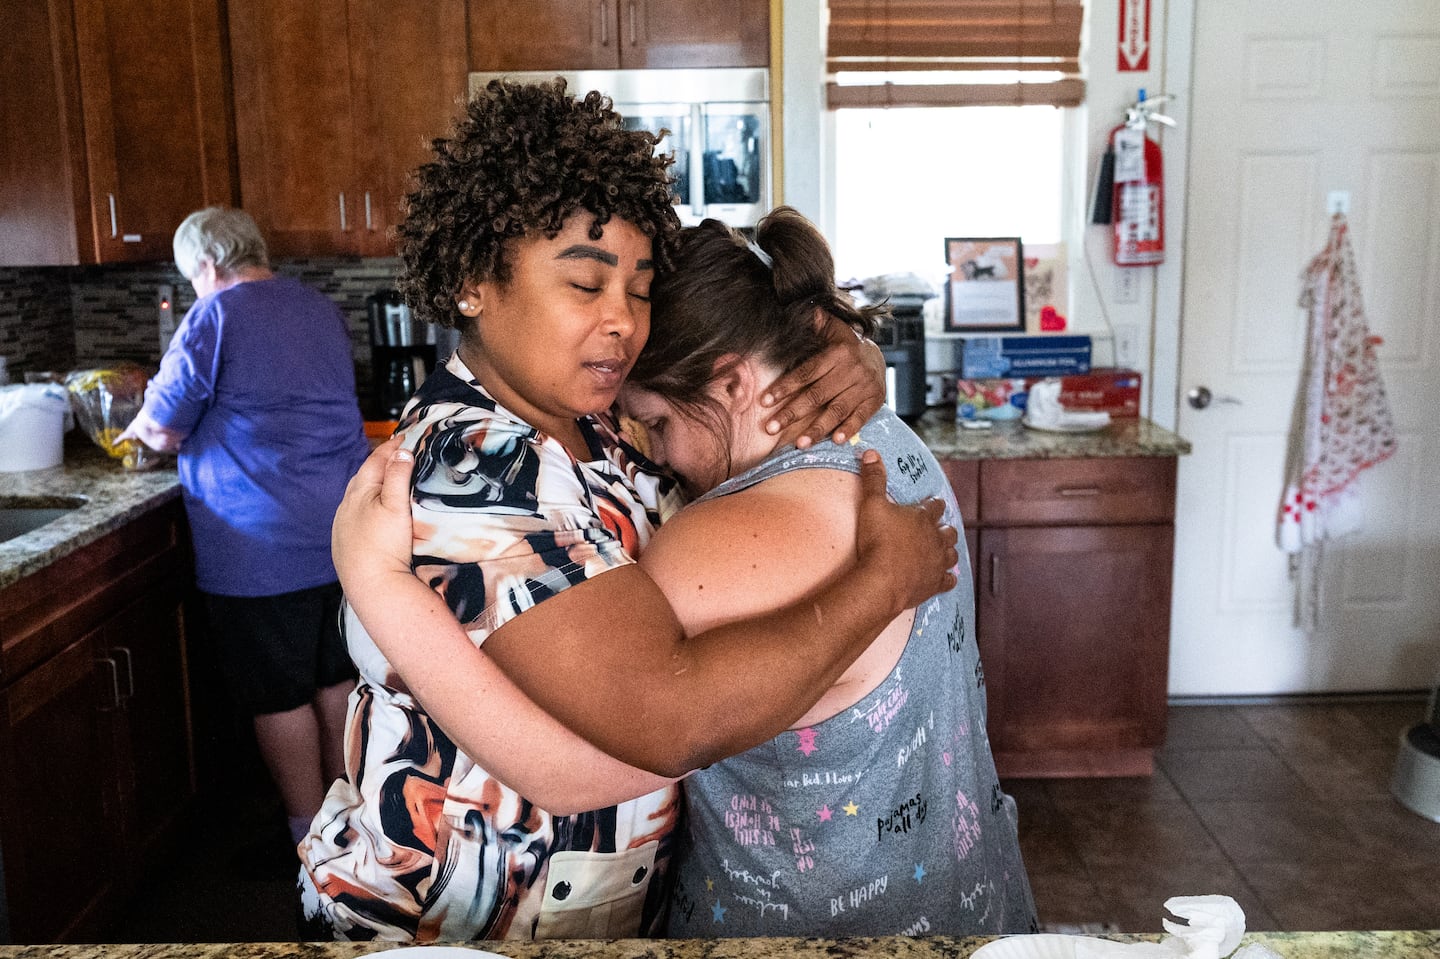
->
[455, 449, 954, 778]
[340, 439, 955, 782]
[333, 439, 677, 814]
[117, 406, 187, 453]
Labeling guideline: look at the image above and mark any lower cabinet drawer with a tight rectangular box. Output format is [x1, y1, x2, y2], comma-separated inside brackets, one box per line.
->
[980, 456, 1176, 526]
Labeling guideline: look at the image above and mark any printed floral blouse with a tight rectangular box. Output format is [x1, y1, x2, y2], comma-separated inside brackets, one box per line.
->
[299, 354, 685, 941]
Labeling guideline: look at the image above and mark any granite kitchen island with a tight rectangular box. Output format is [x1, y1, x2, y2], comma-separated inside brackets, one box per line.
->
[2, 933, 1440, 959]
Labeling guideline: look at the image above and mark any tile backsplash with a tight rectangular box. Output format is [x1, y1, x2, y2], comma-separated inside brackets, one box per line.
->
[0, 258, 403, 397]
[0, 268, 75, 378]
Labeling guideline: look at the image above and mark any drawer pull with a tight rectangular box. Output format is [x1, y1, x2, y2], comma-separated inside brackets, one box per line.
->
[113, 645, 136, 701]
[338, 192, 348, 231]
[1057, 486, 1102, 497]
[97, 656, 122, 711]
[599, 0, 609, 44]
[989, 553, 1000, 596]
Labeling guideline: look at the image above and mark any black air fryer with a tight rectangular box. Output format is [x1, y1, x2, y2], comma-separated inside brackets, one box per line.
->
[873, 294, 929, 422]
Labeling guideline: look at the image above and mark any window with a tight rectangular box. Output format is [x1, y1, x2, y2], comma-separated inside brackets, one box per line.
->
[831, 105, 1066, 283]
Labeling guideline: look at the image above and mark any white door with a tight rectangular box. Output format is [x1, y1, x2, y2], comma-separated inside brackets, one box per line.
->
[1170, 0, 1440, 695]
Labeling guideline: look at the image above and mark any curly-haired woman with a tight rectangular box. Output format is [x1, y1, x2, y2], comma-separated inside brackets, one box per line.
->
[297, 79, 958, 942]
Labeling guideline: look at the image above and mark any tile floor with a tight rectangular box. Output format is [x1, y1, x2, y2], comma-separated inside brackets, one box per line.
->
[1008, 697, 1440, 934]
[102, 698, 1440, 943]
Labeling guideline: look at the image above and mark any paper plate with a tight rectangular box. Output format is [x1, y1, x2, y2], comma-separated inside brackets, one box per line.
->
[970, 934, 1110, 959]
[1021, 417, 1111, 434]
[376, 949, 511, 959]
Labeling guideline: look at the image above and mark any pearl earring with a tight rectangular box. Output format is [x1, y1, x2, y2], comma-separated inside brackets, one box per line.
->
[457, 299, 471, 310]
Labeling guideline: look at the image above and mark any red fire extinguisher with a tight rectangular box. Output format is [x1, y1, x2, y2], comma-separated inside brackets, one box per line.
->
[1093, 91, 1175, 267]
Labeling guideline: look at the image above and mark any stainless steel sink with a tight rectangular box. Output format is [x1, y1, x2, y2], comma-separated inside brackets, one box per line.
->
[0, 496, 87, 544]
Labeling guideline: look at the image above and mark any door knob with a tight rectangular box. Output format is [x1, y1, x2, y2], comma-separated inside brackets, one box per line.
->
[1187, 386, 1242, 409]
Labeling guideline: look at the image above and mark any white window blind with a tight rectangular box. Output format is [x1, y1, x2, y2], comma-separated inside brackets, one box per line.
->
[827, 0, 1086, 108]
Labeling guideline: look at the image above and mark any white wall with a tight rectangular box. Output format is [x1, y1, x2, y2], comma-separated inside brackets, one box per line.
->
[782, 0, 1196, 428]
[778, 0, 826, 222]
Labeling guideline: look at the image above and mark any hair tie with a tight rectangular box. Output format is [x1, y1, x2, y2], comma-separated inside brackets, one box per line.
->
[746, 238, 773, 269]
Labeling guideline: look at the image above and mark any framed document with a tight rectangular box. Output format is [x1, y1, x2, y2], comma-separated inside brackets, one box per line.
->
[944, 237, 1025, 333]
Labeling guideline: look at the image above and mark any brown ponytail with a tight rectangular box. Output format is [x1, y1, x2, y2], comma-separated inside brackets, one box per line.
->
[631, 206, 886, 423]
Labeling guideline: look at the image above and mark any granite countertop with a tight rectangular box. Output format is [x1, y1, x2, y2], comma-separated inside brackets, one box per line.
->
[0, 435, 181, 591]
[1, 932, 1438, 959]
[911, 412, 1191, 460]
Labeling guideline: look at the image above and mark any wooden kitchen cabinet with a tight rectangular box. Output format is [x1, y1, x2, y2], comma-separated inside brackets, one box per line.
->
[948, 456, 1178, 778]
[0, 630, 124, 942]
[469, 0, 770, 71]
[0, 0, 235, 266]
[228, 0, 468, 257]
[0, 501, 196, 943]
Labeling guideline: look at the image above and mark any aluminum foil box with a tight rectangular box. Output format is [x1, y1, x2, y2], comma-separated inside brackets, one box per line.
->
[956, 334, 1092, 379]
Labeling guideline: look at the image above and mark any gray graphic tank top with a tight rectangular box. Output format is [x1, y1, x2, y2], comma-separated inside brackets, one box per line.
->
[665, 407, 1037, 938]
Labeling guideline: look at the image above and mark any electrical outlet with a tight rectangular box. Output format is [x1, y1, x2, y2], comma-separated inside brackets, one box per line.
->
[1114, 267, 1140, 304]
[157, 284, 176, 351]
[1114, 323, 1140, 368]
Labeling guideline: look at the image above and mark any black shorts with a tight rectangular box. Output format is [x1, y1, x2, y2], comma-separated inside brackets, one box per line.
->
[204, 582, 356, 716]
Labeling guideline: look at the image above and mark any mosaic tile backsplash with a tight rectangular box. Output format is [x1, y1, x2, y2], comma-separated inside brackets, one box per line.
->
[0, 258, 403, 398]
[0, 268, 75, 378]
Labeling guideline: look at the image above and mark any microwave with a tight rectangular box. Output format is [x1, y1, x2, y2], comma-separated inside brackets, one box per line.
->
[467, 68, 771, 229]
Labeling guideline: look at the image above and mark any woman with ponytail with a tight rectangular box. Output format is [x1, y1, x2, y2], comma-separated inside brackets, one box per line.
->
[624, 207, 1036, 937]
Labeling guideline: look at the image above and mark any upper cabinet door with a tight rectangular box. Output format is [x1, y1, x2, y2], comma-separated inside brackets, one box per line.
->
[347, 0, 469, 257]
[0, 0, 87, 265]
[228, 0, 361, 255]
[0, 0, 233, 267]
[468, 0, 769, 72]
[71, 0, 236, 263]
[470, 0, 619, 71]
[622, 0, 770, 68]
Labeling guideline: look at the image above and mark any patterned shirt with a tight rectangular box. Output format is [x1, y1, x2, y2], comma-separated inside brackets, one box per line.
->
[300, 354, 685, 941]
[665, 407, 1037, 938]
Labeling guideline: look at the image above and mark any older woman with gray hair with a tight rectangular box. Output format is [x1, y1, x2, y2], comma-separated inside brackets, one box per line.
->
[122, 206, 370, 852]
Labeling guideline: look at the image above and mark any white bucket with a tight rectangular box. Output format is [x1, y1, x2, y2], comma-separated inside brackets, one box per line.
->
[0, 383, 69, 471]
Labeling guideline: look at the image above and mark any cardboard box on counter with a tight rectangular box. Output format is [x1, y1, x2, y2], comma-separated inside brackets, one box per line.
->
[956, 368, 1142, 421]
[956, 334, 1092, 379]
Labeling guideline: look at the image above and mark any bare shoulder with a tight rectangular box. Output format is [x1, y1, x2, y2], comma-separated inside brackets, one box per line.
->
[639, 467, 862, 634]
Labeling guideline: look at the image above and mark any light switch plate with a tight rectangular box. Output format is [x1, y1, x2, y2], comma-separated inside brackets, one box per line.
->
[1113, 267, 1140, 304]
[1114, 323, 1139, 368]
[157, 284, 176, 351]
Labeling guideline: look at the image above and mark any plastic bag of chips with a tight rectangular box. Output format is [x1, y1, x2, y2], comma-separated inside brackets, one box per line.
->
[64, 364, 162, 470]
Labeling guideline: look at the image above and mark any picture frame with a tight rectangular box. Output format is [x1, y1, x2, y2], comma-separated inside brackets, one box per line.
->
[943, 237, 1026, 333]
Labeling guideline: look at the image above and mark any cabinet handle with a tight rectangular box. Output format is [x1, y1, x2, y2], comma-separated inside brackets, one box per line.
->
[989, 553, 1000, 597]
[364, 191, 373, 231]
[112, 645, 136, 701]
[1057, 486, 1102, 497]
[599, 0, 609, 45]
[107, 193, 118, 238]
[97, 656, 122, 711]
[338, 192, 348, 231]
[628, 0, 637, 45]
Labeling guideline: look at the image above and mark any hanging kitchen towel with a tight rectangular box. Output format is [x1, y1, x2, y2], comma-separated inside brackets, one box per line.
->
[1277, 214, 1397, 629]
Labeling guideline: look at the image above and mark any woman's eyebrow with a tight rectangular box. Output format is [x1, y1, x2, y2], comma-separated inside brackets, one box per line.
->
[556, 244, 618, 266]
[555, 245, 654, 271]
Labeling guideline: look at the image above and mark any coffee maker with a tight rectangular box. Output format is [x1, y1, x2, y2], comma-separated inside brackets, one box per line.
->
[859, 274, 933, 421]
[366, 290, 456, 419]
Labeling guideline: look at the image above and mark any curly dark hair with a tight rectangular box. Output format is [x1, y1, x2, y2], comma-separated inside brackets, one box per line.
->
[397, 78, 680, 328]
